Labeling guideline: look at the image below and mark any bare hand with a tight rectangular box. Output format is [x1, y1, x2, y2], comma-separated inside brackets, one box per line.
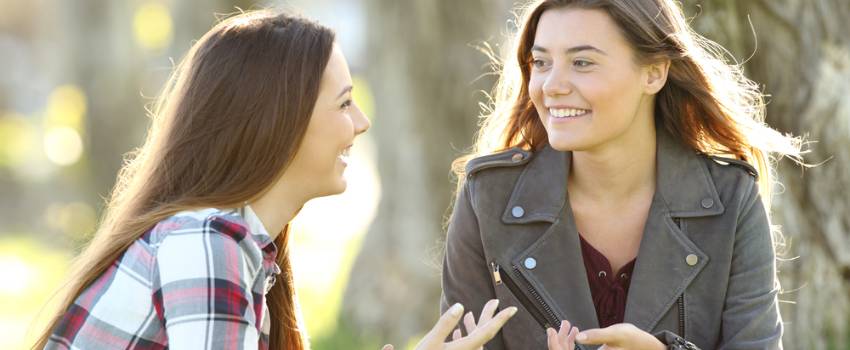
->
[381, 299, 517, 350]
[576, 323, 665, 350]
[547, 320, 580, 350]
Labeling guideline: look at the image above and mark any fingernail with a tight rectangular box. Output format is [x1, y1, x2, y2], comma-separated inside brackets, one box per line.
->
[492, 299, 500, 307]
[547, 328, 556, 336]
[576, 332, 587, 341]
[507, 306, 518, 316]
[450, 303, 464, 317]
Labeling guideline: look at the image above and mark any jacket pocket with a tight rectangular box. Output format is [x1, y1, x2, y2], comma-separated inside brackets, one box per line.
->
[491, 261, 560, 330]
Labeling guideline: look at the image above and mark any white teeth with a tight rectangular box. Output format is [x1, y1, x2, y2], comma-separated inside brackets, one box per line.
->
[339, 147, 351, 164]
[548, 108, 590, 118]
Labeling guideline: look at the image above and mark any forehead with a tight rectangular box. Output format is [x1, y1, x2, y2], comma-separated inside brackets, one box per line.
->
[533, 7, 629, 51]
[321, 45, 352, 87]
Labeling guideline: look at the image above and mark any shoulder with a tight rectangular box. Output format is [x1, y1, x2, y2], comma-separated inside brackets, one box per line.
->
[465, 147, 532, 178]
[151, 208, 264, 283]
[700, 154, 761, 210]
[703, 154, 759, 180]
[147, 208, 252, 248]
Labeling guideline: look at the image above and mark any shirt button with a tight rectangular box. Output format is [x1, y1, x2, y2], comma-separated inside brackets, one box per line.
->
[686, 254, 699, 266]
[511, 206, 525, 218]
[598, 271, 607, 278]
[524, 257, 537, 269]
[512, 153, 524, 162]
[700, 198, 714, 209]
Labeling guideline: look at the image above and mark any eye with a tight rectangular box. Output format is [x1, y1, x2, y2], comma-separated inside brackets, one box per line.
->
[530, 58, 551, 70]
[573, 59, 594, 68]
[340, 99, 352, 110]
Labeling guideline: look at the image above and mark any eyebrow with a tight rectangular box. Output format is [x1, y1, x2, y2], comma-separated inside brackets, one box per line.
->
[531, 45, 608, 55]
[337, 85, 353, 99]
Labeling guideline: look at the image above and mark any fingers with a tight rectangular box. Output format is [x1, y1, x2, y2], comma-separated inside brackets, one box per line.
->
[576, 324, 625, 345]
[453, 306, 517, 349]
[546, 320, 579, 350]
[423, 303, 465, 343]
[546, 328, 560, 350]
[477, 299, 500, 326]
[566, 325, 579, 349]
[557, 320, 571, 345]
[452, 329, 462, 342]
[463, 312, 476, 335]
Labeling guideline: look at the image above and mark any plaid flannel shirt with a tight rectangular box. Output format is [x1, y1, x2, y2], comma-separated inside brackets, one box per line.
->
[45, 207, 281, 349]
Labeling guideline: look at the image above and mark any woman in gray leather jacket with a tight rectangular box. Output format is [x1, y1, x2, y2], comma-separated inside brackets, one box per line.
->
[441, 0, 804, 349]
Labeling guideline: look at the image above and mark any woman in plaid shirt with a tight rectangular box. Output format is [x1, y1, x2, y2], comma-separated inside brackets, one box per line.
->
[34, 10, 516, 350]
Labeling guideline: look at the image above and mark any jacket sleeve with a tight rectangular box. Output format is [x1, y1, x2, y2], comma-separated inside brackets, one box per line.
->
[441, 178, 504, 349]
[718, 179, 784, 349]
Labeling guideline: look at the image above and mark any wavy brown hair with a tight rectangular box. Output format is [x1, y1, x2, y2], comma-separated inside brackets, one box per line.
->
[456, 0, 804, 210]
[33, 10, 335, 350]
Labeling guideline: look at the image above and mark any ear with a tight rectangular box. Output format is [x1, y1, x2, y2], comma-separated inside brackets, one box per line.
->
[643, 58, 670, 95]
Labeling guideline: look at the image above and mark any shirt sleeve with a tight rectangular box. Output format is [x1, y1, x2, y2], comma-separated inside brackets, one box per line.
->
[153, 216, 262, 349]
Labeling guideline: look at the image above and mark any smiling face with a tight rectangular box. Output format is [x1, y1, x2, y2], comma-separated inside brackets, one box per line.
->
[528, 7, 665, 152]
[283, 45, 370, 198]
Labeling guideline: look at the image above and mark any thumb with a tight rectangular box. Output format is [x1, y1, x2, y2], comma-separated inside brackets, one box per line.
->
[423, 303, 465, 342]
[576, 327, 620, 345]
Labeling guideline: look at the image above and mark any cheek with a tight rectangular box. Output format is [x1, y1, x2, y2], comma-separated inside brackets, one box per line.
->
[528, 74, 545, 107]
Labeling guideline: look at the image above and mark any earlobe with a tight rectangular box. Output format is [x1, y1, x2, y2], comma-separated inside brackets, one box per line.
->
[644, 60, 671, 94]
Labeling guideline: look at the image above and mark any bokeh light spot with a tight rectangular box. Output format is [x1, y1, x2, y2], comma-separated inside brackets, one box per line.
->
[45, 85, 87, 131]
[133, 3, 173, 52]
[43, 127, 83, 166]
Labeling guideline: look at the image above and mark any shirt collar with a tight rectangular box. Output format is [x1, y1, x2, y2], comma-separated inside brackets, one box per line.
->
[242, 204, 277, 251]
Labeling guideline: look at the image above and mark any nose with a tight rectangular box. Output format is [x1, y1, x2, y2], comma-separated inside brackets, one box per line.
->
[352, 104, 371, 136]
[541, 65, 573, 97]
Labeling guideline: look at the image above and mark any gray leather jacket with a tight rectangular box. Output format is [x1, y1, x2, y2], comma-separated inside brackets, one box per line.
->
[441, 129, 782, 349]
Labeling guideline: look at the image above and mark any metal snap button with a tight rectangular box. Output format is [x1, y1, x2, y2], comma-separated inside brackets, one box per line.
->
[686, 254, 699, 266]
[700, 198, 714, 209]
[512, 153, 524, 162]
[511, 206, 525, 218]
[524, 257, 537, 269]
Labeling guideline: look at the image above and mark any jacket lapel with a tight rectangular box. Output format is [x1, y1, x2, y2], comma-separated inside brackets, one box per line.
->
[498, 129, 725, 332]
[624, 129, 723, 330]
[501, 146, 600, 330]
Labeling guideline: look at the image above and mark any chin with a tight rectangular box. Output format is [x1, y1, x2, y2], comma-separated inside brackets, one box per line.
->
[329, 178, 348, 195]
[547, 136, 584, 152]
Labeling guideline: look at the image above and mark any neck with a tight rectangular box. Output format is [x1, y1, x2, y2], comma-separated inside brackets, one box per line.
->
[250, 178, 310, 240]
[569, 118, 657, 203]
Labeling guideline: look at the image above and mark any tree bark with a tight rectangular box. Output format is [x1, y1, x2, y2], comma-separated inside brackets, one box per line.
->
[684, 1, 850, 348]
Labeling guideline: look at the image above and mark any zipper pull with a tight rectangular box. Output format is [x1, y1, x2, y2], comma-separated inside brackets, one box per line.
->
[491, 262, 502, 285]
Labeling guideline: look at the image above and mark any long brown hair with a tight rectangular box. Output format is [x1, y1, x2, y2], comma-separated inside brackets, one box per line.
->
[34, 10, 335, 350]
[457, 0, 804, 210]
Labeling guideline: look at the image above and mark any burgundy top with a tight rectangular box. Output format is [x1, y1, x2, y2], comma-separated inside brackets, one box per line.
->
[579, 235, 636, 328]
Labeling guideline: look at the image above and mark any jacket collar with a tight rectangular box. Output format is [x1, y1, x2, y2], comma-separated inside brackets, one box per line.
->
[499, 128, 720, 331]
[502, 128, 724, 224]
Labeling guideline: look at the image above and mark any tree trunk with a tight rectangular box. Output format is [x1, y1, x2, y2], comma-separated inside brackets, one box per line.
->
[684, 1, 850, 348]
[339, 0, 512, 344]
